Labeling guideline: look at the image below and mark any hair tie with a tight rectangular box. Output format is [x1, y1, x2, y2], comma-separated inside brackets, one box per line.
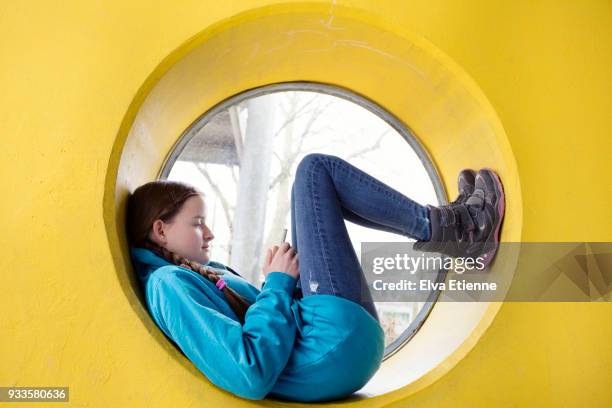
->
[215, 279, 227, 291]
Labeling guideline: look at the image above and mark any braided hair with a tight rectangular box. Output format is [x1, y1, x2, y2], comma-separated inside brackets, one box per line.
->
[126, 180, 252, 324]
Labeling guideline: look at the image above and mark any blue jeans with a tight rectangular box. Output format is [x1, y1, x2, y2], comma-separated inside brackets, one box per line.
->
[290, 153, 431, 322]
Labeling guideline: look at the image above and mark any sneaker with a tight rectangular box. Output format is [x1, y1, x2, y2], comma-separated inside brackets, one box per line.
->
[413, 168, 505, 268]
[413, 202, 477, 257]
[412, 169, 476, 256]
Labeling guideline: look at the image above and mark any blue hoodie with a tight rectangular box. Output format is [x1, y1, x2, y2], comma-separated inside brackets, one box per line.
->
[130, 247, 384, 402]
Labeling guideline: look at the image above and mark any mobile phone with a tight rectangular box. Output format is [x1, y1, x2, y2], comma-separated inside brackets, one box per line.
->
[280, 228, 287, 244]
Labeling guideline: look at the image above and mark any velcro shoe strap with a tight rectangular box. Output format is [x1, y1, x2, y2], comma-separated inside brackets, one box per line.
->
[439, 206, 456, 227]
[455, 204, 476, 231]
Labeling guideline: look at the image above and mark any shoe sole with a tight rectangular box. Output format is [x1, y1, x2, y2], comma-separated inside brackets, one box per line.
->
[479, 168, 505, 268]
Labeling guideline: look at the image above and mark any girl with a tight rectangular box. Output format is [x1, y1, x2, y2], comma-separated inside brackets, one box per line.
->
[126, 153, 504, 402]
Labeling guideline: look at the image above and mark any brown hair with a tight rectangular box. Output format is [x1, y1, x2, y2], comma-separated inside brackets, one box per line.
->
[126, 180, 252, 324]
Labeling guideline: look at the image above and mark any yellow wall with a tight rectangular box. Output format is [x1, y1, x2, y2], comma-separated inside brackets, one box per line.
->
[1, 1, 610, 407]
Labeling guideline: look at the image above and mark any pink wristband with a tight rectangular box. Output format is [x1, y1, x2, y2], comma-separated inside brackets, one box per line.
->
[215, 279, 227, 290]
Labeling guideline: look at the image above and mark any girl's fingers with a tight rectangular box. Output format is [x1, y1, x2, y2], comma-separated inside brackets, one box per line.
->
[277, 242, 291, 253]
[271, 246, 285, 261]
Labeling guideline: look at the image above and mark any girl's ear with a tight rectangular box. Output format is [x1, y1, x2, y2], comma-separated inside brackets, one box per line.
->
[149, 219, 167, 246]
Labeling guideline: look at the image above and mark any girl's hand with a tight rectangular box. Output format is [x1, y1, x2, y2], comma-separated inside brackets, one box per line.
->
[262, 242, 299, 280]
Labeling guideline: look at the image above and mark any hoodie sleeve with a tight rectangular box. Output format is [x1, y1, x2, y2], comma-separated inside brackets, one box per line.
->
[147, 269, 297, 400]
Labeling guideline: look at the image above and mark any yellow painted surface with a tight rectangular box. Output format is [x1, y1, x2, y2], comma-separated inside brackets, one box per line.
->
[1, 1, 610, 407]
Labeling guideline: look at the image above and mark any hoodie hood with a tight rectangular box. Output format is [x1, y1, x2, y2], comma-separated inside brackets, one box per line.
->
[129, 246, 221, 284]
[130, 246, 173, 269]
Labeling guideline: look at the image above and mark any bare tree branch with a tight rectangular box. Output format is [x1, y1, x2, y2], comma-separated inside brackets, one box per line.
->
[268, 99, 333, 191]
[346, 129, 391, 160]
[272, 93, 322, 139]
[230, 165, 239, 185]
[195, 162, 234, 234]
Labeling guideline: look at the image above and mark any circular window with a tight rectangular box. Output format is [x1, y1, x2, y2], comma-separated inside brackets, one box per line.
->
[159, 82, 447, 358]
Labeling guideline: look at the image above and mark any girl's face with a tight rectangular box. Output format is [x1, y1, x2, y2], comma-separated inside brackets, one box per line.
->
[149, 194, 215, 265]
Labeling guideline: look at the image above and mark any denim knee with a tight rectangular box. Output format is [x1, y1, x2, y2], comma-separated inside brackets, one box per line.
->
[296, 153, 341, 180]
[295, 153, 327, 184]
